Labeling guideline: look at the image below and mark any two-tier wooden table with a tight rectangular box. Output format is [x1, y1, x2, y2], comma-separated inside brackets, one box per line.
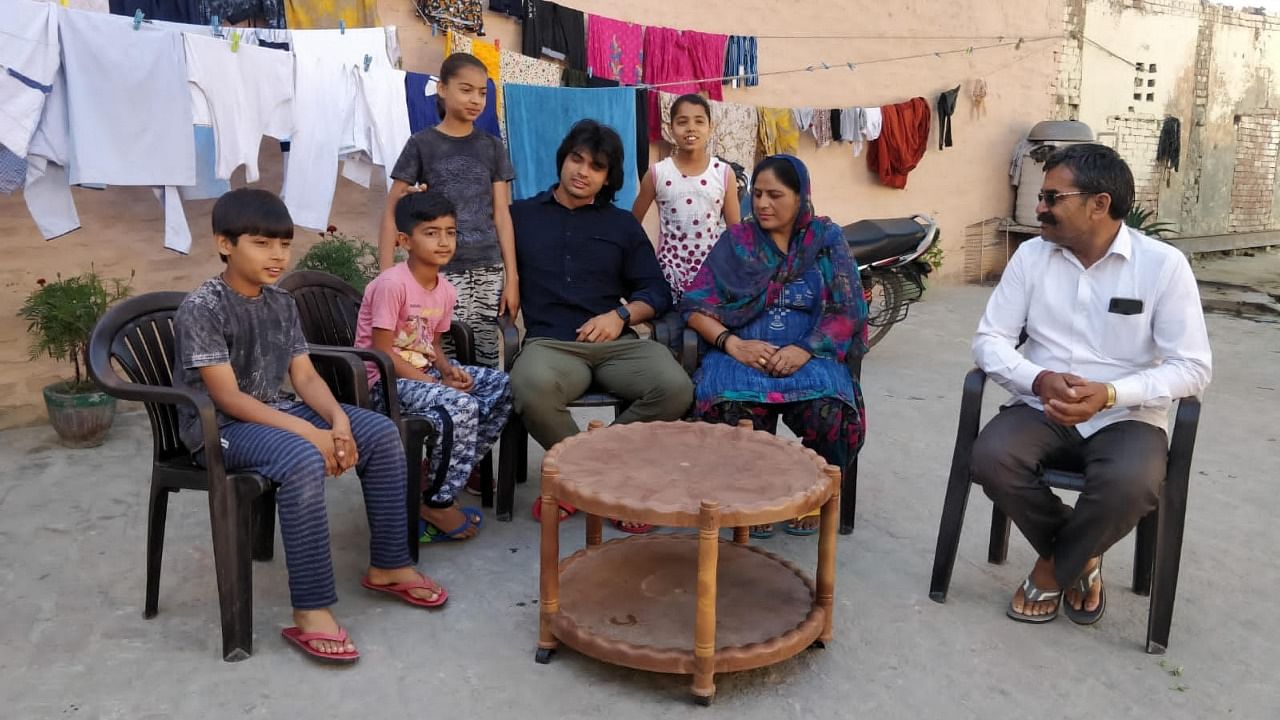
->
[536, 419, 841, 704]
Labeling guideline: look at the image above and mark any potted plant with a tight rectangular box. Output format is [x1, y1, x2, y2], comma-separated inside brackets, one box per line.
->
[18, 269, 132, 448]
[293, 225, 380, 292]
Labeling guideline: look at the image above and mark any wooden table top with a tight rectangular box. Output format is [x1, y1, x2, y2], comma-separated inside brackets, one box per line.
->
[542, 421, 838, 527]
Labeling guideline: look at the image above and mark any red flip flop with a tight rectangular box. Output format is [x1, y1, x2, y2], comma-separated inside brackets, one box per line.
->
[610, 518, 654, 534]
[361, 573, 449, 608]
[281, 626, 360, 664]
[531, 499, 577, 522]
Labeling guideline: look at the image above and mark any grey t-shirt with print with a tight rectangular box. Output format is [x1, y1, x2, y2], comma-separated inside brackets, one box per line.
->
[174, 276, 309, 453]
[390, 127, 515, 272]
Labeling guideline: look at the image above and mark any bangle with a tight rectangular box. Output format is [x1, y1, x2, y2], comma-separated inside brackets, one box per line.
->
[1103, 383, 1116, 409]
[714, 330, 732, 351]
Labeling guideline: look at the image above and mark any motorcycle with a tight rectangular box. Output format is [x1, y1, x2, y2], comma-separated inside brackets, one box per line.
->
[842, 215, 939, 348]
[728, 161, 938, 349]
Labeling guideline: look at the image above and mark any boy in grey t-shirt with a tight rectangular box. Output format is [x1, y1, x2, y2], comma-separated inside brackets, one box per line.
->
[175, 188, 449, 664]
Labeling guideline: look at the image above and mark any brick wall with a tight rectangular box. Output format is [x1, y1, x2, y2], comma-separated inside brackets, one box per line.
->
[1109, 115, 1165, 211]
[1230, 114, 1280, 232]
[1054, 0, 1086, 120]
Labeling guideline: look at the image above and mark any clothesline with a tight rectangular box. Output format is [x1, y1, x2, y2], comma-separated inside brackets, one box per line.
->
[572, 36, 1060, 91]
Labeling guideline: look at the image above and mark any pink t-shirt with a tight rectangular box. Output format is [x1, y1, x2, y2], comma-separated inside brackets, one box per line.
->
[355, 263, 457, 386]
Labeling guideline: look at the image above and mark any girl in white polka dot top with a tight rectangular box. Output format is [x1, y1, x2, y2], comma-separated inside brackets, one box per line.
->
[632, 94, 741, 301]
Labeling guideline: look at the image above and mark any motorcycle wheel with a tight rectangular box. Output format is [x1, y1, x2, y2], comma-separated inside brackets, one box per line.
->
[864, 272, 903, 349]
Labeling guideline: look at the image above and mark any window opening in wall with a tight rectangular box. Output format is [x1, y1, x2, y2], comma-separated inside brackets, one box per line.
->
[1148, 79, 1156, 87]
[1146, 93, 1155, 101]
[1134, 93, 1143, 101]
[1136, 62, 1146, 72]
[1148, 64, 1157, 72]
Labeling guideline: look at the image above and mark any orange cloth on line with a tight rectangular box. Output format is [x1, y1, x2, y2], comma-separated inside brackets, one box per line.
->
[285, 0, 379, 30]
[867, 96, 931, 189]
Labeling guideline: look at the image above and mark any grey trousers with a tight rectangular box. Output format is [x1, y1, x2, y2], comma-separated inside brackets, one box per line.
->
[509, 336, 694, 450]
[970, 404, 1168, 588]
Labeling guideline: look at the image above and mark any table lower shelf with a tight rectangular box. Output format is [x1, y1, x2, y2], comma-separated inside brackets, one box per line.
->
[550, 534, 826, 675]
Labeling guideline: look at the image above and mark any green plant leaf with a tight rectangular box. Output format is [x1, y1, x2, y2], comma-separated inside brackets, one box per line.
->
[294, 228, 380, 292]
[18, 268, 132, 386]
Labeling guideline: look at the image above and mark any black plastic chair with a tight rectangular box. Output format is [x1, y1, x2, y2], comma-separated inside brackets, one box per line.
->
[87, 291, 368, 661]
[278, 271, 494, 547]
[496, 316, 681, 519]
[928, 367, 1202, 654]
[679, 328, 864, 535]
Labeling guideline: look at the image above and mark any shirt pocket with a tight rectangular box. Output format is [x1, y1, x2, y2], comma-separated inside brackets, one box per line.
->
[567, 234, 627, 288]
[1099, 312, 1150, 362]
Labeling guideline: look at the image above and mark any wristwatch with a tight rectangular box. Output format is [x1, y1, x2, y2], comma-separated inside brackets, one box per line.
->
[614, 305, 631, 323]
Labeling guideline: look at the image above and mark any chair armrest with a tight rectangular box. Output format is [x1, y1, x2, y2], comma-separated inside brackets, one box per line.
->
[498, 314, 521, 372]
[309, 345, 399, 426]
[681, 328, 700, 376]
[446, 321, 477, 366]
[308, 346, 372, 409]
[1166, 396, 1201, 482]
[958, 367, 988, 439]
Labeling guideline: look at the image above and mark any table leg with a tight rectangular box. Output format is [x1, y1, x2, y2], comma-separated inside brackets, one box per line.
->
[816, 465, 841, 644]
[732, 527, 749, 545]
[692, 500, 721, 704]
[537, 466, 562, 662]
[585, 514, 603, 546]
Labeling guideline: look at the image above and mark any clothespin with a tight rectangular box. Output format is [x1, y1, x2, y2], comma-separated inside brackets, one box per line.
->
[806, 65, 815, 72]
[339, 19, 346, 35]
[966, 46, 974, 55]
[230, 30, 241, 53]
[847, 62, 856, 71]
[1015, 37, 1024, 50]
[587, 65, 593, 79]
[132, 9, 144, 30]
[211, 15, 221, 38]
[59, 0, 68, 6]
[934, 52, 942, 59]
[363, 54, 372, 72]
[821, 62, 830, 70]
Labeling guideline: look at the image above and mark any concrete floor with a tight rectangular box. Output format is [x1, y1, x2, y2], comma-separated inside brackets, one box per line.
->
[2, 284, 1277, 719]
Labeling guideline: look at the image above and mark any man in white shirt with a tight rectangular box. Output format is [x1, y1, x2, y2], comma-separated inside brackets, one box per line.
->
[971, 144, 1211, 626]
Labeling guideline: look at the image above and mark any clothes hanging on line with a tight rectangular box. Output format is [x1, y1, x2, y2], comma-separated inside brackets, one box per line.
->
[830, 108, 842, 141]
[22, 62, 80, 240]
[643, 27, 728, 142]
[757, 107, 798, 156]
[199, 0, 286, 27]
[282, 26, 389, 230]
[499, 47, 562, 87]
[586, 14, 644, 85]
[809, 108, 833, 148]
[347, 64, 411, 191]
[284, 0, 378, 29]
[61, 8, 196, 251]
[183, 32, 293, 183]
[522, 0, 586, 70]
[503, 83, 637, 206]
[1, 0, 59, 158]
[0, 146, 27, 194]
[108, 0, 200, 23]
[178, 126, 231, 200]
[867, 96, 930, 189]
[937, 85, 960, 150]
[488, 0, 526, 20]
[415, 0, 483, 35]
[839, 107, 881, 157]
[722, 35, 758, 88]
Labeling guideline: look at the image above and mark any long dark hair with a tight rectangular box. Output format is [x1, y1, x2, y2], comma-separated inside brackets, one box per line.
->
[555, 120, 626, 206]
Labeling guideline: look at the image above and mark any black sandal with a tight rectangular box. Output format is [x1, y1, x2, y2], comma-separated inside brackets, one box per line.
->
[1064, 559, 1106, 625]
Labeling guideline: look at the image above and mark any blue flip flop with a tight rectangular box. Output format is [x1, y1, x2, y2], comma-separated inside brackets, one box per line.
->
[420, 507, 484, 543]
[749, 525, 776, 539]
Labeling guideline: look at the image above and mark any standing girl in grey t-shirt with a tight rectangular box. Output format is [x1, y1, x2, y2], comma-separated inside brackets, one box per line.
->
[379, 53, 516, 370]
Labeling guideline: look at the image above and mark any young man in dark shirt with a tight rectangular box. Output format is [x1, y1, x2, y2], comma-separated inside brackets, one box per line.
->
[509, 121, 693, 519]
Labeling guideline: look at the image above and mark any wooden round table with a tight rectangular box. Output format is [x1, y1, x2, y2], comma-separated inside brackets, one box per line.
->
[536, 419, 841, 705]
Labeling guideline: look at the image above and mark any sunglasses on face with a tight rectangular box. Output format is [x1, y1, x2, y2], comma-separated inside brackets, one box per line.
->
[1037, 190, 1096, 207]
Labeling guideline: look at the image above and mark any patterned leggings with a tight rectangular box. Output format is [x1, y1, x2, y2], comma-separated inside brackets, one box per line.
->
[697, 396, 867, 472]
[372, 364, 512, 507]
[443, 265, 504, 369]
[197, 403, 409, 610]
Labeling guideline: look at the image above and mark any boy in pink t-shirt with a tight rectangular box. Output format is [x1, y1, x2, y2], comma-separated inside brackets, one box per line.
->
[356, 191, 512, 542]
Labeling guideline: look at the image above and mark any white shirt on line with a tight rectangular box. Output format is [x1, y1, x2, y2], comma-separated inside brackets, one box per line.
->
[972, 223, 1213, 437]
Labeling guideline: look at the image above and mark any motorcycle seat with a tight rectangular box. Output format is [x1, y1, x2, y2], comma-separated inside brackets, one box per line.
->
[843, 218, 927, 265]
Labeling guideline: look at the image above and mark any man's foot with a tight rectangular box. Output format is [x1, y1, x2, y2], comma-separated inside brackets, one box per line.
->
[365, 566, 446, 605]
[291, 608, 356, 656]
[463, 469, 487, 496]
[421, 504, 479, 540]
[1064, 556, 1106, 625]
[610, 518, 654, 534]
[1007, 556, 1061, 623]
[783, 513, 820, 536]
[749, 524, 775, 539]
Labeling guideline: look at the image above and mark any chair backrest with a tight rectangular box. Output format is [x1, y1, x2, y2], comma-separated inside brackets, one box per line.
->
[277, 270, 362, 347]
[88, 292, 190, 462]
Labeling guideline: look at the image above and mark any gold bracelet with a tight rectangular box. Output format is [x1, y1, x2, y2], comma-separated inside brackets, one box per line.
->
[1103, 383, 1116, 409]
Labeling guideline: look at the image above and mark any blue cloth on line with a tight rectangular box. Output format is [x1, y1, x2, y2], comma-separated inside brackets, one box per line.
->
[179, 126, 231, 201]
[0, 145, 26, 194]
[503, 83, 637, 207]
[404, 71, 501, 139]
[722, 36, 759, 87]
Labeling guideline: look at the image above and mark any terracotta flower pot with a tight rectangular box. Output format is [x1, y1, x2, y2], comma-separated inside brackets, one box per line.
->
[42, 381, 116, 448]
